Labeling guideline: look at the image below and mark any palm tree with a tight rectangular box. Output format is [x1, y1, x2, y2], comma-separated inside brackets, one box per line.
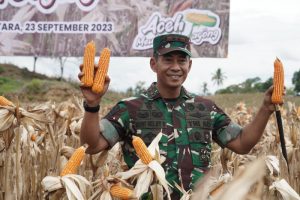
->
[211, 68, 226, 86]
[201, 82, 209, 95]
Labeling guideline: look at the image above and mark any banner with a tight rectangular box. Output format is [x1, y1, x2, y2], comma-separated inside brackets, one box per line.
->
[0, 0, 230, 57]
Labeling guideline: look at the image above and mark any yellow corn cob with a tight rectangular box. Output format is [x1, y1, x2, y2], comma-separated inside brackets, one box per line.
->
[0, 96, 14, 106]
[110, 185, 134, 199]
[81, 41, 96, 87]
[60, 145, 86, 176]
[271, 58, 284, 104]
[30, 134, 36, 142]
[132, 136, 153, 164]
[92, 48, 111, 93]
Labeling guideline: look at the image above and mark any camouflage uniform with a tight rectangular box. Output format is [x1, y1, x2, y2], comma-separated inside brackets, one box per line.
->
[101, 83, 242, 199]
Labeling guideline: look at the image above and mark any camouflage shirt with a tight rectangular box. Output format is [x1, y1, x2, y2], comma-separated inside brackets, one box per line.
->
[101, 83, 242, 198]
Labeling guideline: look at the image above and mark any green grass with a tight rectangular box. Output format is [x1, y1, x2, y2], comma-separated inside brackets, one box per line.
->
[0, 77, 24, 95]
[207, 93, 300, 109]
[0, 66, 4, 73]
[25, 79, 47, 94]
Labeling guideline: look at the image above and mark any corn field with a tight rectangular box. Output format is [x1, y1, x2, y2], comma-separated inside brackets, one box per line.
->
[0, 97, 300, 200]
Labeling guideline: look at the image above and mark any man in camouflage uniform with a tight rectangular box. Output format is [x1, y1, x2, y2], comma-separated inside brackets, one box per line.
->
[79, 34, 277, 199]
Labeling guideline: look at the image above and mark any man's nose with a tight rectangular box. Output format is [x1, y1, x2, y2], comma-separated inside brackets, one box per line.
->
[171, 61, 181, 70]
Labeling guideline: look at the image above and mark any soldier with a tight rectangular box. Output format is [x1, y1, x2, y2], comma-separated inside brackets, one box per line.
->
[79, 34, 278, 199]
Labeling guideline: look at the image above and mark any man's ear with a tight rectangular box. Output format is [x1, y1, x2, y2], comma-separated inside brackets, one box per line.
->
[150, 57, 157, 72]
[188, 59, 192, 72]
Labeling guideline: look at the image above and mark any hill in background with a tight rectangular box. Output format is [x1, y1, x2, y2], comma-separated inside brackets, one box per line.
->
[0, 63, 81, 102]
[0, 63, 126, 105]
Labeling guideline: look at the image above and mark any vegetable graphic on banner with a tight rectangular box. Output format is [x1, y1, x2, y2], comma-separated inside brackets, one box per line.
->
[185, 12, 217, 27]
[132, 9, 221, 51]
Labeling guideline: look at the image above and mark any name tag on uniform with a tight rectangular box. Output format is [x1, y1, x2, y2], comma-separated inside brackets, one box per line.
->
[136, 120, 165, 128]
[187, 120, 211, 129]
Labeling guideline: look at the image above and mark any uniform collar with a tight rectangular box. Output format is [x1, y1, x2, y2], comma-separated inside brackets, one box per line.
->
[143, 82, 193, 100]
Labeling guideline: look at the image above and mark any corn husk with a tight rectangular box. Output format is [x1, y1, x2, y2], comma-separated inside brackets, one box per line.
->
[42, 174, 91, 200]
[61, 146, 76, 159]
[270, 179, 300, 200]
[265, 155, 280, 176]
[151, 184, 164, 200]
[0, 108, 15, 131]
[212, 157, 266, 200]
[89, 165, 136, 200]
[0, 105, 51, 143]
[117, 132, 172, 199]
[42, 143, 90, 200]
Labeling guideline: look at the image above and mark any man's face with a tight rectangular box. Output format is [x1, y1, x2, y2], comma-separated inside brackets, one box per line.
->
[151, 51, 192, 89]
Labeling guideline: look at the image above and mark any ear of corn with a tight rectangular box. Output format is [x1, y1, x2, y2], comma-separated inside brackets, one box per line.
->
[81, 41, 96, 87]
[0, 96, 14, 106]
[110, 184, 134, 199]
[132, 136, 153, 164]
[30, 134, 36, 142]
[92, 48, 111, 94]
[60, 145, 86, 176]
[271, 58, 284, 104]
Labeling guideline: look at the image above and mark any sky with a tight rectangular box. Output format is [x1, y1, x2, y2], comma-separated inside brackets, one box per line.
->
[1, 0, 300, 94]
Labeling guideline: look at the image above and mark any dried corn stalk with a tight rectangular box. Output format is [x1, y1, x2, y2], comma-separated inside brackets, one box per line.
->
[212, 157, 266, 200]
[1, 96, 299, 199]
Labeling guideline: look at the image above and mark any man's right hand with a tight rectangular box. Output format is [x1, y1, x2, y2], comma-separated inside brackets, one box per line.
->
[78, 64, 111, 106]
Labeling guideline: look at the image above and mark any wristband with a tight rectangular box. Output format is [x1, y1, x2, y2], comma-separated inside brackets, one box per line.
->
[83, 101, 100, 113]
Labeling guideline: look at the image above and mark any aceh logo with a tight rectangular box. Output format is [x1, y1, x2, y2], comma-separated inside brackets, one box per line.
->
[132, 9, 222, 50]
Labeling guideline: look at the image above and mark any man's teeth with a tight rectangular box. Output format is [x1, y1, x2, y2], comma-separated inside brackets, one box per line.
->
[171, 75, 180, 79]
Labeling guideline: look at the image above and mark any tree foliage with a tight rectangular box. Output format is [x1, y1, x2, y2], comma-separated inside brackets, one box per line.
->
[292, 69, 300, 94]
[211, 68, 226, 86]
[216, 77, 273, 94]
[201, 82, 209, 95]
[126, 81, 146, 96]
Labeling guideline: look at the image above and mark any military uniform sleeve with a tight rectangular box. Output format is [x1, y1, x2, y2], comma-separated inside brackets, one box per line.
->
[100, 101, 130, 147]
[211, 103, 242, 148]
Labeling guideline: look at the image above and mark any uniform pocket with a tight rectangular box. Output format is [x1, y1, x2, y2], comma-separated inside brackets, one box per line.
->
[135, 109, 165, 145]
[139, 128, 161, 145]
[188, 128, 211, 167]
